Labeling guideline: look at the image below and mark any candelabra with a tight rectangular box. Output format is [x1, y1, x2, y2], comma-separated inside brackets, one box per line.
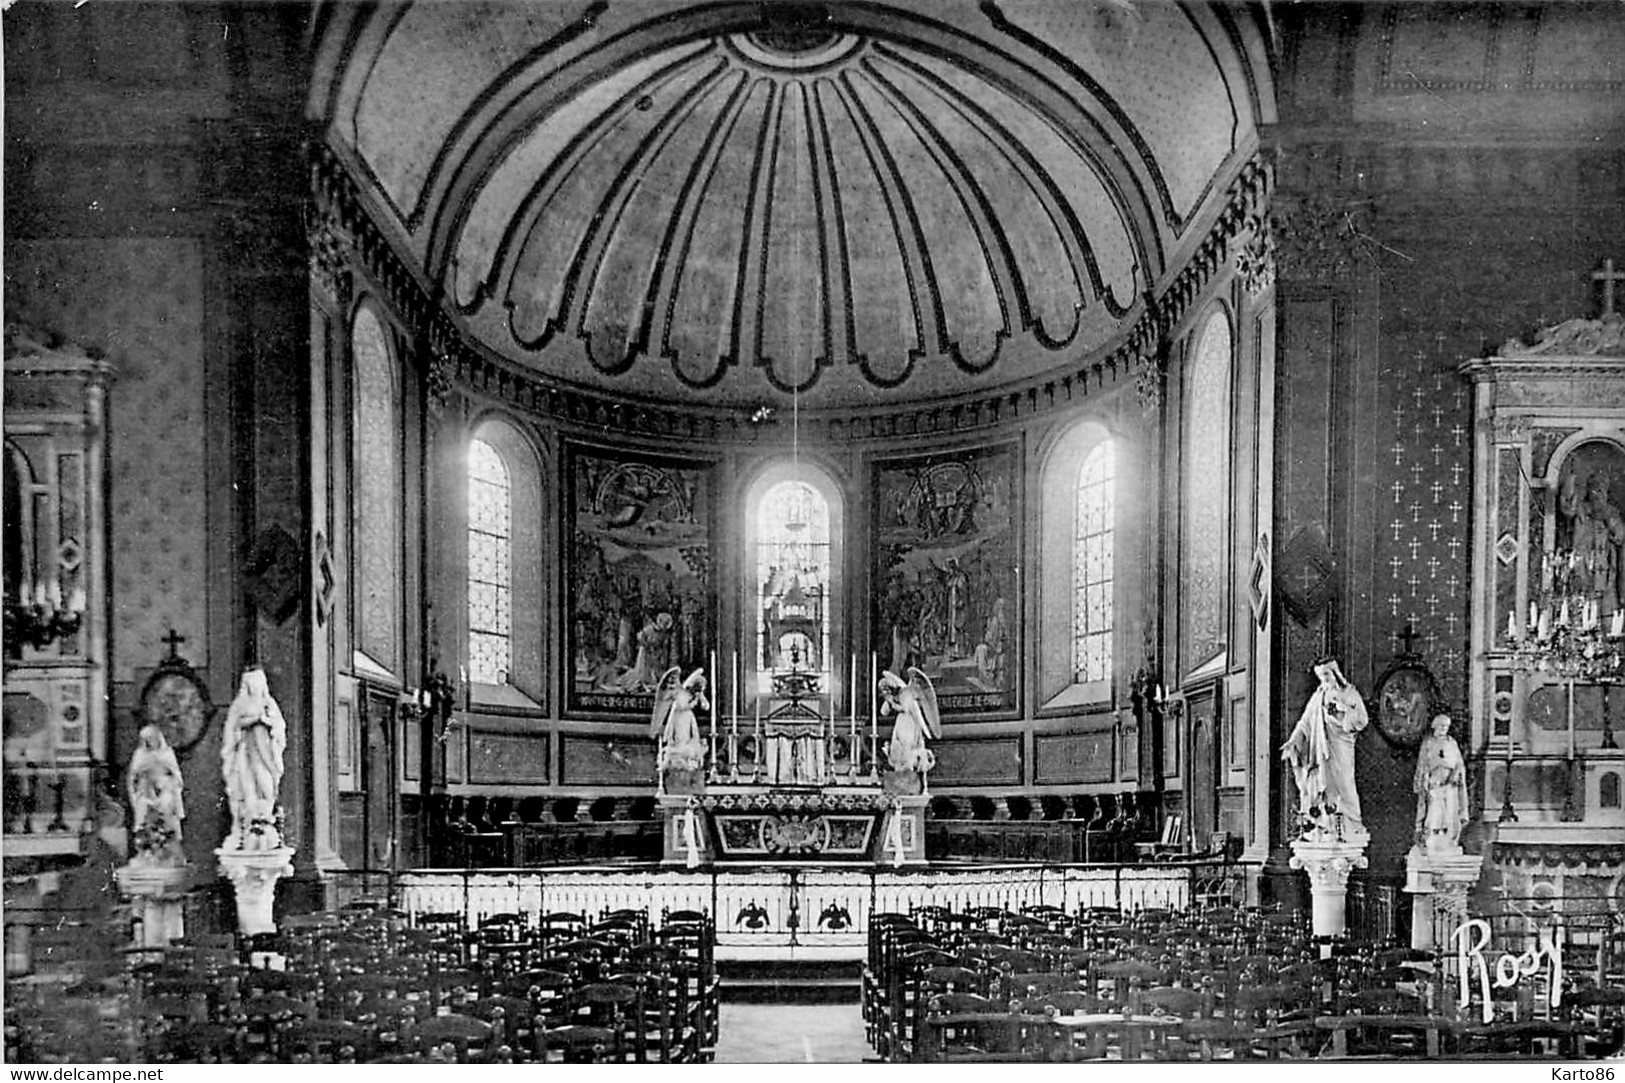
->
[1503, 550, 1625, 684]
[4, 584, 87, 659]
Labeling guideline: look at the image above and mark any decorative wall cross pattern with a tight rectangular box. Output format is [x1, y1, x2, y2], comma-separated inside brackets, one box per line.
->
[1378, 331, 1472, 701]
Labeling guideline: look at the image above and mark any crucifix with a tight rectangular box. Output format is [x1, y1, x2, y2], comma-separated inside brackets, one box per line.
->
[161, 627, 187, 661]
[1397, 622, 1419, 655]
[1594, 258, 1624, 317]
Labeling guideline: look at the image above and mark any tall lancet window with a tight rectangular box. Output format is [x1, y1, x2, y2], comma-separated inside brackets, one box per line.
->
[467, 438, 512, 685]
[1073, 440, 1115, 684]
[756, 481, 831, 690]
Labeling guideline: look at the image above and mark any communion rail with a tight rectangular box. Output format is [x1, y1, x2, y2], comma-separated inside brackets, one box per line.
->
[328, 859, 1252, 955]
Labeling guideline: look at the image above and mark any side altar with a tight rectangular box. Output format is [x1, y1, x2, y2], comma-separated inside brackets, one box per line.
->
[648, 655, 936, 867]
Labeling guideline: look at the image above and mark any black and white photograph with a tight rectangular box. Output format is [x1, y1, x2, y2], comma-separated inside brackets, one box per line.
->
[3, 0, 1624, 1067]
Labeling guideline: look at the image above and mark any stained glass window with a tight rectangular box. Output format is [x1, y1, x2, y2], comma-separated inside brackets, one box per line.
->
[468, 438, 512, 685]
[1073, 441, 1115, 683]
[756, 481, 831, 691]
[352, 305, 399, 670]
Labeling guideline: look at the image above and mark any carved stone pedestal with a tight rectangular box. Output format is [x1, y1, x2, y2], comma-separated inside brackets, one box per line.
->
[217, 846, 294, 937]
[1289, 827, 1370, 954]
[1403, 847, 1483, 952]
[114, 862, 191, 953]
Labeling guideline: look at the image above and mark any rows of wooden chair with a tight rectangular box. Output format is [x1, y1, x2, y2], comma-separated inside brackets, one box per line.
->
[864, 905, 1625, 1061]
[61, 902, 722, 1063]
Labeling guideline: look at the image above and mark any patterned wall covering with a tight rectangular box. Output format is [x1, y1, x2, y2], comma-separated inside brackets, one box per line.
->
[6, 238, 207, 682]
[872, 444, 1019, 716]
[566, 445, 715, 717]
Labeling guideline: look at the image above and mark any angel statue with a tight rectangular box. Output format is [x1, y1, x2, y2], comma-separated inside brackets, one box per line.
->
[128, 722, 186, 866]
[650, 666, 709, 775]
[879, 668, 939, 784]
[221, 666, 288, 852]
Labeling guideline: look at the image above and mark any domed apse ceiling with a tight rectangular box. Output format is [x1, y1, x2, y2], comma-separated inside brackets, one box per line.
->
[313, 1, 1270, 410]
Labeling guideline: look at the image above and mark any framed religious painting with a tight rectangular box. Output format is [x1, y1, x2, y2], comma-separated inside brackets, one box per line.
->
[564, 443, 716, 719]
[1371, 647, 1442, 750]
[139, 647, 213, 753]
[870, 443, 1021, 718]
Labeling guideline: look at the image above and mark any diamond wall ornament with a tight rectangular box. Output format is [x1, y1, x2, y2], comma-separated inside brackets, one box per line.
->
[1276, 525, 1336, 625]
[244, 524, 303, 624]
[1249, 531, 1271, 631]
[313, 530, 337, 626]
[58, 537, 84, 572]
[1494, 531, 1521, 567]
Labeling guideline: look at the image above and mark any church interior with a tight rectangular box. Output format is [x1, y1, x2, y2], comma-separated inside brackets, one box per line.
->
[4, 0, 1625, 1064]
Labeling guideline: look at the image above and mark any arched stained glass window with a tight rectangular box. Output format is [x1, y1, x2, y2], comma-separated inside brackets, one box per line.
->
[467, 438, 512, 685]
[352, 304, 400, 670]
[1073, 441, 1115, 683]
[756, 481, 830, 690]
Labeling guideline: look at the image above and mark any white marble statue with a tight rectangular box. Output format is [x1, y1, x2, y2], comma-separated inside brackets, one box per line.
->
[221, 666, 288, 851]
[128, 722, 185, 866]
[1414, 713, 1470, 854]
[650, 666, 708, 773]
[1281, 658, 1368, 835]
[879, 667, 939, 775]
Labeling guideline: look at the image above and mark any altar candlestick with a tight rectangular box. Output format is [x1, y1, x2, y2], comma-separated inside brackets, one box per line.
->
[1530, 601, 1539, 631]
[709, 650, 719, 777]
[849, 655, 859, 775]
[732, 653, 740, 733]
[1507, 610, 1517, 643]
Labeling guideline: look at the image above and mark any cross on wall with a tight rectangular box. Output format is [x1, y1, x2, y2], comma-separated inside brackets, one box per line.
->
[1409, 537, 1423, 561]
[1451, 424, 1466, 445]
[1410, 462, 1426, 484]
[1391, 441, 1406, 467]
[1450, 463, 1466, 485]
[1410, 501, 1424, 523]
[1428, 519, 1443, 541]
[1431, 444, 1445, 465]
[1392, 519, 1405, 543]
[1388, 593, 1403, 617]
[1392, 480, 1406, 504]
[1444, 611, 1461, 635]
[1448, 499, 1463, 523]
[1594, 258, 1625, 316]
[1427, 555, 1441, 579]
[1447, 536, 1464, 559]
[1390, 554, 1405, 577]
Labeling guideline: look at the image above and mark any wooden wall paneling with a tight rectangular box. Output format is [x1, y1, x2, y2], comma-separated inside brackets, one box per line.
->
[930, 736, 1023, 787]
[1034, 730, 1115, 785]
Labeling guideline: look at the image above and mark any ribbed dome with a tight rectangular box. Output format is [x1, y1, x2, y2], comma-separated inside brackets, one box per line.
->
[313, 1, 1270, 410]
[448, 32, 1138, 402]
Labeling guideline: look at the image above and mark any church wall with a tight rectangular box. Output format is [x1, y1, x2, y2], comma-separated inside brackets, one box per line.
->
[1273, 2, 1625, 876]
[4, 1, 312, 872]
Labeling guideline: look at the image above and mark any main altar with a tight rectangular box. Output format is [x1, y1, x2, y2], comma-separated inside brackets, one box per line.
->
[654, 660, 928, 866]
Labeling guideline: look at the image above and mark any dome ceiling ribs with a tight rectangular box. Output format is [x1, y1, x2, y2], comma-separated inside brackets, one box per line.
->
[867, 47, 1113, 348]
[403, 1, 610, 232]
[502, 53, 732, 357]
[823, 71, 925, 388]
[574, 62, 743, 375]
[859, 57, 1013, 374]
[836, 67, 953, 373]
[753, 80, 832, 395]
[588, 67, 757, 384]
[877, 43, 1135, 324]
[976, 0, 1181, 237]
[454, 42, 718, 315]
[317, 2, 1270, 411]
[654, 75, 767, 389]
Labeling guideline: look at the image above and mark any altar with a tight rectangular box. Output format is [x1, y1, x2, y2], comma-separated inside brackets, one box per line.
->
[659, 787, 926, 866]
[653, 656, 935, 866]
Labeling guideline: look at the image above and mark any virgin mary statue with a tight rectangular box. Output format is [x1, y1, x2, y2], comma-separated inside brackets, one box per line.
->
[1281, 658, 1369, 835]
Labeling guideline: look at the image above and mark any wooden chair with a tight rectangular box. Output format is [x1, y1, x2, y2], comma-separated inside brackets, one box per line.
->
[407, 1012, 495, 1063]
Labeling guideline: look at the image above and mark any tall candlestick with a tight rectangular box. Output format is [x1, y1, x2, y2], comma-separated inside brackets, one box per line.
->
[1507, 610, 1518, 643]
[709, 650, 719, 777]
[732, 653, 740, 731]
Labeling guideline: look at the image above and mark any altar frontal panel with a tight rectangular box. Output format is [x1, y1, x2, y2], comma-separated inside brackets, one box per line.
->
[565, 443, 717, 718]
[871, 443, 1021, 717]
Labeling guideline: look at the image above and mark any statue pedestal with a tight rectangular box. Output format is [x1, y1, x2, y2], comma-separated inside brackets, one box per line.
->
[1403, 847, 1483, 952]
[216, 846, 294, 938]
[1289, 826, 1370, 954]
[114, 862, 192, 953]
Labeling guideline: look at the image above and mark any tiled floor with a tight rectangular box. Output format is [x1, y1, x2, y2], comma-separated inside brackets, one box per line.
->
[713, 1002, 873, 1063]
